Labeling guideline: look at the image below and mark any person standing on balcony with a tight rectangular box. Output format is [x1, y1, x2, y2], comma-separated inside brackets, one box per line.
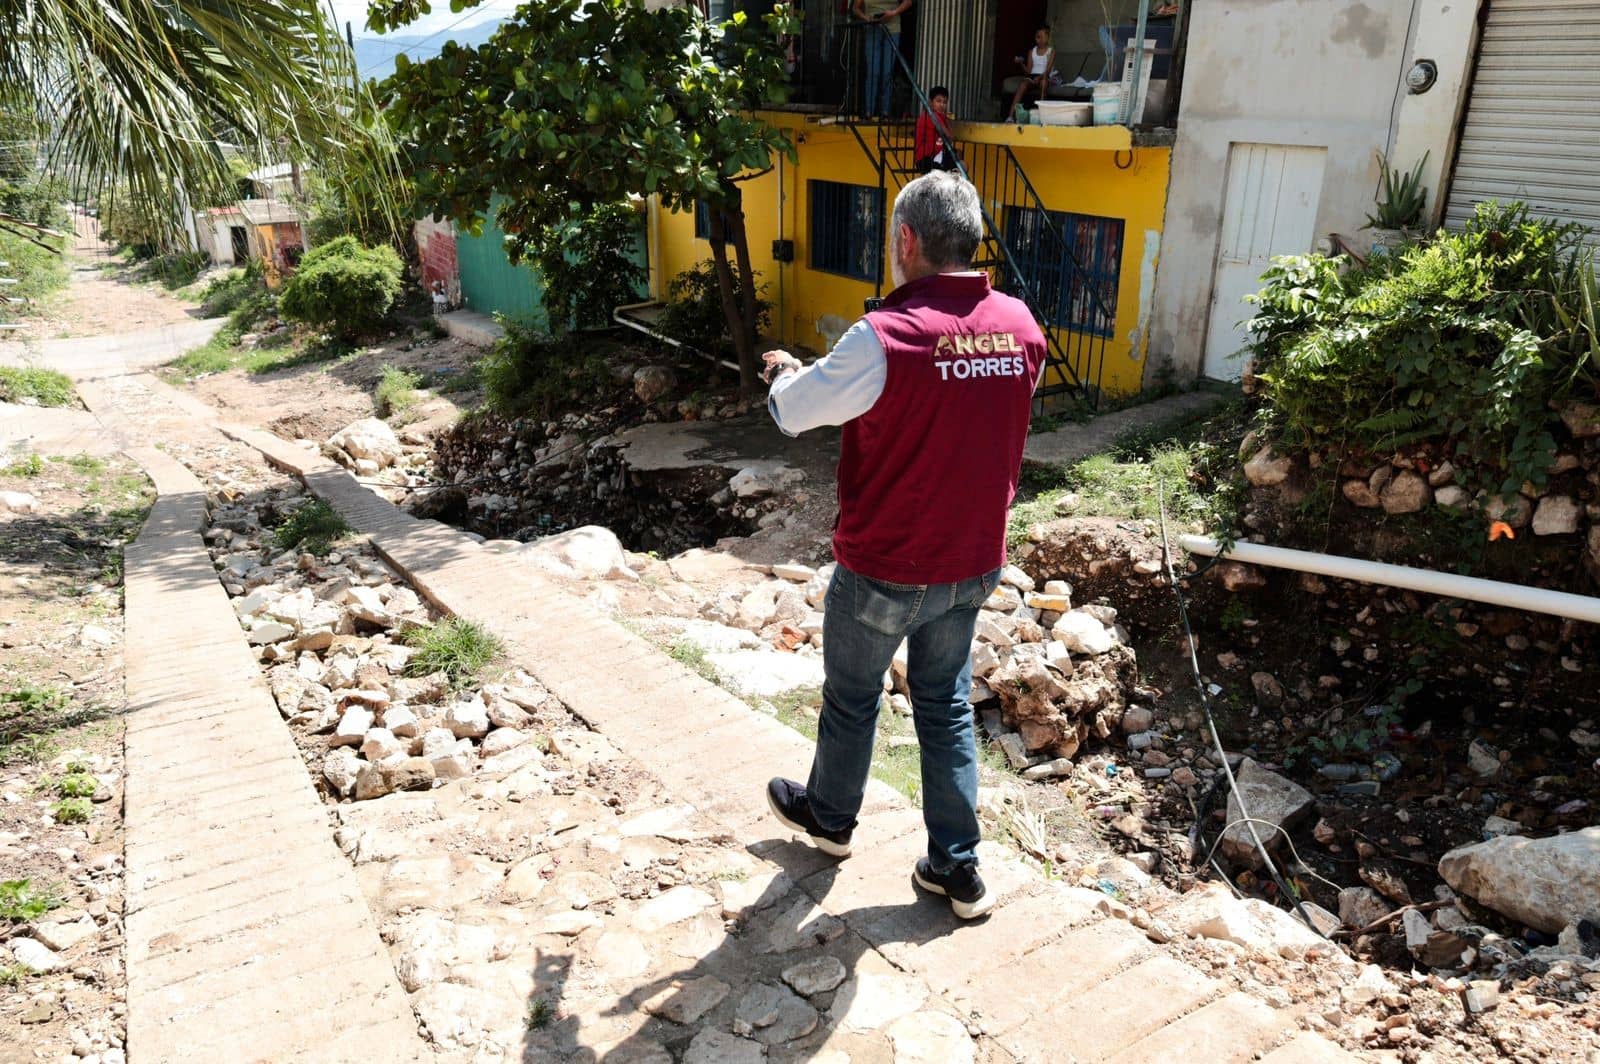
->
[854, 0, 914, 117]
[758, 172, 1047, 920]
[914, 86, 959, 173]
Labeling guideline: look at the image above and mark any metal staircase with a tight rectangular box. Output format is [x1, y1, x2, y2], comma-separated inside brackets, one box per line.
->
[836, 22, 1115, 409]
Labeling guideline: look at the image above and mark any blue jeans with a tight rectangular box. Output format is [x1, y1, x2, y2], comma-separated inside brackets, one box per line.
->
[806, 562, 1000, 873]
[864, 29, 900, 117]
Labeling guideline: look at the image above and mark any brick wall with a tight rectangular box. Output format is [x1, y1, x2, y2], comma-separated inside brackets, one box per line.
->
[414, 218, 460, 307]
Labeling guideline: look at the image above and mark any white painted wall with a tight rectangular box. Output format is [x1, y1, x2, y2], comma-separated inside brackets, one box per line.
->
[1146, 0, 1482, 384]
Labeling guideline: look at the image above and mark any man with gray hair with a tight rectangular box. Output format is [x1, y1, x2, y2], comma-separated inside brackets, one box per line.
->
[761, 171, 1047, 919]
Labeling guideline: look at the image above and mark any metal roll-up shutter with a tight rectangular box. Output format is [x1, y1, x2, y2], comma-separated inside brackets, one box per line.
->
[1444, 0, 1600, 245]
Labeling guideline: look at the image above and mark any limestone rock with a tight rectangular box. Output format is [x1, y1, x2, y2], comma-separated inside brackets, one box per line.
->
[684, 1029, 764, 1064]
[633, 364, 678, 403]
[515, 525, 637, 581]
[480, 727, 530, 757]
[1531, 495, 1581, 536]
[29, 915, 95, 953]
[1171, 883, 1324, 959]
[642, 975, 730, 1025]
[1338, 886, 1391, 929]
[360, 727, 405, 762]
[323, 749, 362, 797]
[1435, 484, 1469, 509]
[1342, 478, 1381, 508]
[328, 417, 402, 469]
[382, 704, 419, 738]
[729, 465, 804, 499]
[733, 982, 819, 1045]
[0, 490, 40, 515]
[444, 698, 490, 740]
[7, 937, 61, 973]
[887, 1011, 976, 1064]
[632, 885, 716, 933]
[1222, 759, 1312, 869]
[1052, 611, 1113, 655]
[332, 707, 373, 747]
[1558, 398, 1600, 438]
[1001, 564, 1035, 592]
[782, 955, 847, 997]
[1250, 671, 1285, 710]
[1437, 826, 1600, 933]
[1485, 493, 1532, 529]
[382, 757, 436, 792]
[353, 763, 392, 801]
[1380, 470, 1431, 514]
[704, 649, 825, 698]
[772, 562, 816, 583]
[762, 899, 846, 954]
[1243, 445, 1293, 487]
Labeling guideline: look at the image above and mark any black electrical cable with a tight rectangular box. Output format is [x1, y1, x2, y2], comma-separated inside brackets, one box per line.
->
[1157, 478, 1327, 937]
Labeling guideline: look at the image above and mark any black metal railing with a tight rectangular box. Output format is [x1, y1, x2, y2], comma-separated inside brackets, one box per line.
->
[834, 21, 1114, 408]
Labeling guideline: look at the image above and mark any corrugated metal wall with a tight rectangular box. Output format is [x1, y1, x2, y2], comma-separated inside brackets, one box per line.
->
[1445, 0, 1600, 245]
[915, 0, 999, 121]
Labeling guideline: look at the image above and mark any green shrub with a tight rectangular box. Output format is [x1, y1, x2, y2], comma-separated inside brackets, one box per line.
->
[1249, 202, 1597, 498]
[272, 498, 352, 556]
[0, 229, 68, 311]
[198, 269, 257, 318]
[55, 773, 98, 799]
[519, 200, 647, 332]
[279, 236, 403, 340]
[375, 364, 422, 419]
[656, 259, 771, 358]
[3, 454, 44, 477]
[140, 251, 207, 289]
[480, 319, 609, 418]
[403, 617, 503, 688]
[0, 367, 74, 407]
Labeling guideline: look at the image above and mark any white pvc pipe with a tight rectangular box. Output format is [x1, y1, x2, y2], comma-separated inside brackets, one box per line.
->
[1180, 534, 1600, 625]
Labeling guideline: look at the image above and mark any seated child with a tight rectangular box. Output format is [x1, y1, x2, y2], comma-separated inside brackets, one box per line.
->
[1010, 26, 1057, 114]
[915, 86, 959, 173]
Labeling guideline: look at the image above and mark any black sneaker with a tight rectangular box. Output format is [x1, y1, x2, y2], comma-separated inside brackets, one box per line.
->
[766, 778, 853, 857]
[913, 857, 995, 919]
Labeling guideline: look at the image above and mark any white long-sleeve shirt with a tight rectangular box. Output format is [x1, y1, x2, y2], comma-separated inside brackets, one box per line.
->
[767, 318, 887, 437]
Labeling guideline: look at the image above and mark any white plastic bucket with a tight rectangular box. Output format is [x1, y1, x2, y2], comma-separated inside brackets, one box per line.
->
[1092, 83, 1122, 125]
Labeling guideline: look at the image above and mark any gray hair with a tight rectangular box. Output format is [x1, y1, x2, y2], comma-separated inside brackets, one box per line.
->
[892, 171, 983, 270]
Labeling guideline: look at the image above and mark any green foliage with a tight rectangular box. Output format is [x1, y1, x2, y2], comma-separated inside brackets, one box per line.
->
[402, 617, 504, 688]
[522, 200, 646, 333]
[656, 260, 772, 357]
[279, 236, 403, 340]
[0, 227, 68, 312]
[3, 454, 44, 477]
[376, 364, 423, 419]
[1250, 203, 1596, 499]
[0, 367, 74, 407]
[272, 498, 352, 556]
[1365, 151, 1429, 231]
[381, 0, 798, 384]
[481, 319, 610, 418]
[525, 998, 554, 1030]
[197, 268, 258, 318]
[0, 879, 62, 923]
[51, 797, 92, 824]
[138, 251, 207, 289]
[55, 772, 98, 799]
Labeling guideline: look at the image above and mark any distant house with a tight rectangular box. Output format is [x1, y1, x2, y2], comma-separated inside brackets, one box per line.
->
[245, 162, 307, 200]
[193, 198, 307, 275]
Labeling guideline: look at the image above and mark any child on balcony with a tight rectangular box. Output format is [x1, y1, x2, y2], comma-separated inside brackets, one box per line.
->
[915, 87, 959, 174]
[1009, 26, 1057, 116]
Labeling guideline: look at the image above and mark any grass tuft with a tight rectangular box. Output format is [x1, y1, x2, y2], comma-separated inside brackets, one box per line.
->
[50, 797, 91, 824]
[2, 454, 44, 477]
[525, 998, 554, 1030]
[0, 879, 63, 923]
[272, 498, 352, 556]
[403, 617, 503, 688]
[55, 773, 98, 799]
[375, 364, 423, 419]
[0, 367, 74, 407]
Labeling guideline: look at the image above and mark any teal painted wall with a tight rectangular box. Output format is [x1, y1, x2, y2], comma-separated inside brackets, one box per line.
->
[454, 198, 649, 327]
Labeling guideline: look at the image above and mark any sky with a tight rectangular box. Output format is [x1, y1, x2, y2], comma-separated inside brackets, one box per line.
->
[326, 0, 520, 42]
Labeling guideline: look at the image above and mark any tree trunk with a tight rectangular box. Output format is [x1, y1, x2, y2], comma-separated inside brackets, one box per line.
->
[725, 191, 763, 389]
[707, 201, 759, 392]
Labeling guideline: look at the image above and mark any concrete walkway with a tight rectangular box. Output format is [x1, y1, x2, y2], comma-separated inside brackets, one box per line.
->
[118, 445, 425, 1060]
[220, 421, 1355, 1064]
[1024, 390, 1226, 467]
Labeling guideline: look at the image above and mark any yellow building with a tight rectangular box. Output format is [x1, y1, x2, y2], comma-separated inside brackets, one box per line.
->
[644, 4, 1180, 403]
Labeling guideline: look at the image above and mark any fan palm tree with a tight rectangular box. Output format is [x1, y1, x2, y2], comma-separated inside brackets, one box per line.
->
[0, 0, 393, 246]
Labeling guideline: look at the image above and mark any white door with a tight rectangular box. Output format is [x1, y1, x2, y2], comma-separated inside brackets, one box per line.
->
[1202, 143, 1328, 380]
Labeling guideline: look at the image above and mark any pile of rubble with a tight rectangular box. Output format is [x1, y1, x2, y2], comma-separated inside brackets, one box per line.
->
[315, 417, 434, 505]
[205, 479, 555, 803]
[685, 559, 1142, 777]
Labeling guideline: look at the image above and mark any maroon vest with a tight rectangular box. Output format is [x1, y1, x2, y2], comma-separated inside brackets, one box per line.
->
[833, 272, 1046, 585]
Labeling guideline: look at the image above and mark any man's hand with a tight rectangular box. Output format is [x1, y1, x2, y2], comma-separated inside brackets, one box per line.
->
[762, 350, 802, 385]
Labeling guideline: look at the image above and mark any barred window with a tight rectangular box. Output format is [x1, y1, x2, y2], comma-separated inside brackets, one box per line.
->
[1001, 209, 1122, 338]
[809, 180, 885, 283]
